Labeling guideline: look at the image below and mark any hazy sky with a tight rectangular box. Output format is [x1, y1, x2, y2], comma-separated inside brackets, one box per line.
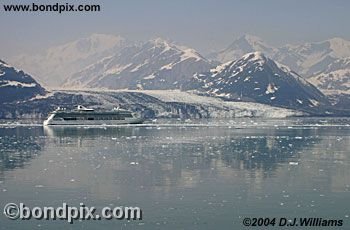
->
[1, 0, 350, 58]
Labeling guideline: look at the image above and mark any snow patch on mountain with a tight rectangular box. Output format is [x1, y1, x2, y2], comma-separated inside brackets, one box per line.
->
[1, 80, 37, 88]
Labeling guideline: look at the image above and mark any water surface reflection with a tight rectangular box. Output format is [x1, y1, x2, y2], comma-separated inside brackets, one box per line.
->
[0, 121, 349, 229]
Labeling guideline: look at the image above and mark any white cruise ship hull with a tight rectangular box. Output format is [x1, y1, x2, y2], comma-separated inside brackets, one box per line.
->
[43, 117, 144, 126]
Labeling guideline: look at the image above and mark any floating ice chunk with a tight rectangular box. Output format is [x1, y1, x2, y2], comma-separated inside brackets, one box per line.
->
[265, 83, 278, 94]
[244, 76, 251, 82]
[289, 162, 299, 165]
[309, 99, 319, 107]
[144, 74, 156, 80]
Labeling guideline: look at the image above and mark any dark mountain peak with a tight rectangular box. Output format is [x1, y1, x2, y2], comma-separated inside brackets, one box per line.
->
[210, 34, 276, 63]
[145, 37, 178, 51]
[242, 51, 268, 63]
[237, 34, 264, 43]
[0, 59, 46, 103]
[217, 51, 276, 77]
[209, 51, 269, 77]
[149, 37, 172, 45]
[226, 35, 264, 51]
[145, 38, 205, 60]
[186, 52, 330, 111]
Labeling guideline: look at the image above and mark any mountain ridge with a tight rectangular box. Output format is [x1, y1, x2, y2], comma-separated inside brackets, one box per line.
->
[8, 33, 350, 101]
[185, 52, 330, 111]
[208, 34, 276, 63]
[209, 35, 350, 96]
[63, 38, 213, 90]
[0, 59, 46, 104]
[10, 34, 129, 87]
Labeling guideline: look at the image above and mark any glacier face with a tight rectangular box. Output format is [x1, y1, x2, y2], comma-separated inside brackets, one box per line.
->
[0, 89, 305, 119]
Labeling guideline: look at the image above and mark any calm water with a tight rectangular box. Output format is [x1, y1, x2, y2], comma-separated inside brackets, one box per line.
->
[0, 118, 349, 229]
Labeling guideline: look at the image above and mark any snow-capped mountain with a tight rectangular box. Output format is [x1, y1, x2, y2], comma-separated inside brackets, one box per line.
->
[209, 35, 350, 95]
[308, 57, 350, 94]
[210, 35, 350, 78]
[208, 34, 277, 63]
[64, 38, 213, 90]
[274, 37, 350, 77]
[11, 34, 128, 87]
[274, 37, 350, 96]
[0, 59, 46, 103]
[185, 52, 330, 110]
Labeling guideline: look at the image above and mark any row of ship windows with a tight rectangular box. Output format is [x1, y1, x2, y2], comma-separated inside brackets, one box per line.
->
[53, 117, 128, 121]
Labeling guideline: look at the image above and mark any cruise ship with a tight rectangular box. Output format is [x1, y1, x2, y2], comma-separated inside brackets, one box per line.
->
[43, 105, 143, 126]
